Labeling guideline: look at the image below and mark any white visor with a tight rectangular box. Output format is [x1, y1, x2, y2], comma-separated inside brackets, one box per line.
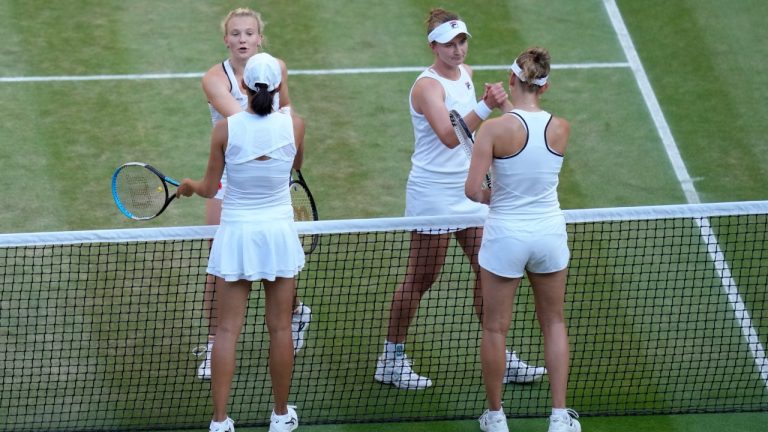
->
[510, 60, 548, 86]
[427, 20, 471, 43]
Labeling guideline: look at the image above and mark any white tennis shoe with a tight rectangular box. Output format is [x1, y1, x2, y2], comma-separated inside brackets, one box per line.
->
[208, 417, 234, 432]
[269, 406, 299, 432]
[292, 303, 311, 354]
[374, 353, 433, 390]
[479, 409, 509, 432]
[548, 409, 581, 432]
[504, 350, 547, 384]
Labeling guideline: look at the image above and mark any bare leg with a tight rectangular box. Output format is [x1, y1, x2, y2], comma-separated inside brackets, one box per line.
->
[211, 279, 251, 422]
[528, 269, 569, 408]
[204, 198, 224, 341]
[480, 269, 520, 411]
[263, 277, 297, 415]
[386, 232, 450, 342]
[454, 227, 484, 320]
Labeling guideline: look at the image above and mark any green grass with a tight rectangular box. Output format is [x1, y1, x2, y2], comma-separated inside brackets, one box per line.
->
[1, 0, 767, 431]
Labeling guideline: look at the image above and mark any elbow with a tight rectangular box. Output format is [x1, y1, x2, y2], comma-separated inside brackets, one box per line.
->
[465, 187, 481, 203]
[199, 185, 218, 199]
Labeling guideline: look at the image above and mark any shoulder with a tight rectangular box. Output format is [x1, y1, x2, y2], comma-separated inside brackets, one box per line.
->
[546, 114, 570, 152]
[412, 73, 446, 96]
[274, 57, 288, 72]
[202, 62, 229, 93]
[483, 114, 525, 137]
[547, 115, 570, 138]
[461, 63, 474, 77]
[203, 62, 227, 83]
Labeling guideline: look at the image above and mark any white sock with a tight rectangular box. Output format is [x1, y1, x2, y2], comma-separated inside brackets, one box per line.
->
[486, 408, 505, 419]
[209, 417, 231, 428]
[384, 340, 405, 359]
[552, 408, 569, 419]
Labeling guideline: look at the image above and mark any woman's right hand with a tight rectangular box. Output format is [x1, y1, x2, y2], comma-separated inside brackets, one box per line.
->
[483, 82, 509, 110]
[176, 179, 195, 198]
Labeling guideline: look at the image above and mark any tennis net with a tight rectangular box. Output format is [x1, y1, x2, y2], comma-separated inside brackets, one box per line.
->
[1, 201, 767, 431]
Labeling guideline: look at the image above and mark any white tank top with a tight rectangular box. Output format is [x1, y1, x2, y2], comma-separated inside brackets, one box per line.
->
[408, 65, 477, 184]
[489, 109, 563, 219]
[221, 111, 295, 220]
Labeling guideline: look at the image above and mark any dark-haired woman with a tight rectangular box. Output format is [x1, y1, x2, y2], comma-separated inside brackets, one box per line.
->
[178, 52, 303, 432]
[196, 8, 310, 383]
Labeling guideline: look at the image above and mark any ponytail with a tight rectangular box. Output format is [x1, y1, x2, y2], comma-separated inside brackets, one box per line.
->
[246, 84, 275, 116]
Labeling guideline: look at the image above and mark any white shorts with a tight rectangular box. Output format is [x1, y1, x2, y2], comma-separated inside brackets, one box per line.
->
[479, 214, 569, 278]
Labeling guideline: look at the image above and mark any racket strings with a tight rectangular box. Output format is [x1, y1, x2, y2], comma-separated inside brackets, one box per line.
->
[116, 167, 167, 218]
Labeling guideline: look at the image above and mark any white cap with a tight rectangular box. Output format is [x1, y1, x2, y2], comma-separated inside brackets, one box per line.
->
[427, 20, 471, 43]
[243, 53, 282, 92]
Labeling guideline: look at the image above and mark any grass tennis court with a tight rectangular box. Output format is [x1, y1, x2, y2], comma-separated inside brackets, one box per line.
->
[1, 0, 767, 431]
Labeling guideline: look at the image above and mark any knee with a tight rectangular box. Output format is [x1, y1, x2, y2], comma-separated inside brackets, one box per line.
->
[482, 314, 511, 336]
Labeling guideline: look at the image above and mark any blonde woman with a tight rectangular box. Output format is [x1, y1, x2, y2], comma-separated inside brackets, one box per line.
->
[375, 8, 546, 391]
[467, 47, 580, 432]
[196, 8, 310, 381]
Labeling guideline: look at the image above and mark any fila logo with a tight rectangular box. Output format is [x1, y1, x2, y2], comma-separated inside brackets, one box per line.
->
[450, 21, 459, 28]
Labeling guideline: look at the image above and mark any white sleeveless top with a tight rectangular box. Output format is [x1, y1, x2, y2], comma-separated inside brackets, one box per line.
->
[408, 65, 477, 184]
[221, 111, 295, 221]
[489, 109, 563, 219]
[207, 59, 282, 198]
[206, 110, 304, 282]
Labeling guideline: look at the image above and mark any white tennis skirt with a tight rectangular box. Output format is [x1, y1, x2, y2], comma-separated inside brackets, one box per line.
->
[207, 216, 305, 282]
[479, 213, 569, 278]
[405, 177, 487, 218]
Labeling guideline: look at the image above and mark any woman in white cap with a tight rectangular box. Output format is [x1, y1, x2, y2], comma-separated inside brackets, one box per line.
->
[375, 7, 546, 391]
[196, 7, 311, 382]
[466, 47, 580, 432]
[178, 52, 304, 432]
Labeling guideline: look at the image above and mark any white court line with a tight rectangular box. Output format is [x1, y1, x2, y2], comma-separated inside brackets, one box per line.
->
[0, 62, 628, 83]
[603, 0, 768, 388]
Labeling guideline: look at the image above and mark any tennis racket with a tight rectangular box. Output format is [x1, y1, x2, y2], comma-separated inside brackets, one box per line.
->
[112, 162, 180, 220]
[449, 109, 491, 189]
[289, 169, 319, 254]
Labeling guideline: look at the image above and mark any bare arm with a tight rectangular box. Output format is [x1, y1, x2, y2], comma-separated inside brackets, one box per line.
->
[292, 115, 304, 170]
[465, 120, 495, 204]
[276, 58, 292, 109]
[411, 77, 461, 148]
[177, 120, 227, 199]
[202, 65, 244, 117]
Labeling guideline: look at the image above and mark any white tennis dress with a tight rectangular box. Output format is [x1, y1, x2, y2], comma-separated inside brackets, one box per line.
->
[206, 110, 304, 282]
[405, 65, 488, 218]
[479, 109, 569, 278]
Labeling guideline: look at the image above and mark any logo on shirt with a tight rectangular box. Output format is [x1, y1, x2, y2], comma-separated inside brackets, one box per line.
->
[465, 81, 472, 90]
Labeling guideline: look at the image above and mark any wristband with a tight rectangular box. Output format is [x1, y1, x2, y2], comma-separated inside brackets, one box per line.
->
[474, 100, 492, 120]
